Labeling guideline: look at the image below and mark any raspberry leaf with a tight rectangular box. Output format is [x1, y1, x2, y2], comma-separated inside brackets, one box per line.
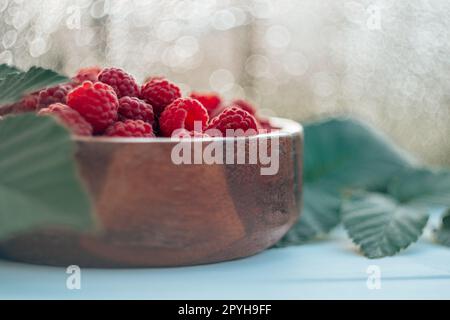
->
[304, 118, 415, 190]
[388, 168, 450, 207]
[434, 210, 450, 247]
[0, 64, 20, 79]
[0, 64, 69, 105]
[277, 118, 415, 244]
[0, 113, 94, 240]
[342, 192, 429, 258]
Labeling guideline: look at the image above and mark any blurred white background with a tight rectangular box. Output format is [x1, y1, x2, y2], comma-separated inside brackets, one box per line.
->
[1, 0, 450, 164]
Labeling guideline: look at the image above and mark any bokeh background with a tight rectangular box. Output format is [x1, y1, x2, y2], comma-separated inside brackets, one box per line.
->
[1, 0, 449, 165]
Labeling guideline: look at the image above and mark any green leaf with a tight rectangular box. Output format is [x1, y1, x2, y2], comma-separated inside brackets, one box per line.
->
[304, 118, 415, 191]
[0, 64, 20, 79]
[388, 168, 450, 207]
[434, 210, 450, 247]
[277, 118, 415, 245]
[0, 64, 69, 105]
[0, 113, 94, 240]
[342, 192, 429, 258]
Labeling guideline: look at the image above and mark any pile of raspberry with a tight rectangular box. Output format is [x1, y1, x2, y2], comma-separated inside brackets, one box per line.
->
[6, 67, 273, 138]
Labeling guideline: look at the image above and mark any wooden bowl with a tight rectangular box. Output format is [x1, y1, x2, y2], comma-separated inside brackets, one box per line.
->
[0, 117, 303, 267]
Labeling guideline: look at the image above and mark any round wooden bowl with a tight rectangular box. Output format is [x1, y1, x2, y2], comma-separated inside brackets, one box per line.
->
[0, 117, 303, 267]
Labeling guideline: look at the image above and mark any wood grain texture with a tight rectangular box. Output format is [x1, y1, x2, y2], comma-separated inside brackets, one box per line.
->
[0, 118, 303, 267]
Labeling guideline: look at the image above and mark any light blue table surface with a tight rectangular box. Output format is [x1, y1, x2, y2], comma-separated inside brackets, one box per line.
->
[1, 227, 450, 300]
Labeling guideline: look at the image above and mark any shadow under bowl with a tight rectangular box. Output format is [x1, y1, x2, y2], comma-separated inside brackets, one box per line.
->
[0, 117, 303, 267]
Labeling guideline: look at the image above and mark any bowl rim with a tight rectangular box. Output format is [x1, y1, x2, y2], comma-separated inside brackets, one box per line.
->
[73, 117, 303, 144]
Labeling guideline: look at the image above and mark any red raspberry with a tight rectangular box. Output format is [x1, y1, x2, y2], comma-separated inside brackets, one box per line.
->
[72, 66, 102, 85]
[38, 103, 93, 136]
[140, 79, 181, 116]
[67, 81, 119, 133]
[118, 96, 154, 125]
[206, 106, 258, 136]
[189, 91, 222, 115]
[159, 98, 209, 137]
[98, 67, 140, 98]
[231, 99, 256, 115]
[105, 119, 155, 138]
[37, 83, 73, 109]
[9, 93, 39, 114]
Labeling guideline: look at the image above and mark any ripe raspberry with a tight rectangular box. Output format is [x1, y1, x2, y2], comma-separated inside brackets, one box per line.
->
[9, 93, 39, 113]
[206, 106, 258, 136]
[72, 66, 102, 85]
[37, 83, 73, 109]
[189, 92, 222, 115]
[140, 79, 181, 116]
[38, 103, 93, 136]
[231, 99, 256, 115]
[105, 119, 155, 138]
[67, 81, 119, 133]
[118, 96, 154, 125]
[159, 98, 209, 137]
[98, 67, 140, 98]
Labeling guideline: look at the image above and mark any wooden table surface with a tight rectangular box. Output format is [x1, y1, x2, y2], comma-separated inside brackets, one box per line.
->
[1, 226, 449, 300]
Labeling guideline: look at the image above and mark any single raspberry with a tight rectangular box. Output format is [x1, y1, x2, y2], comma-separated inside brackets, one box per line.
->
[206, 106, 258, 136]
[189, 91, 222, 115]
[231, 99, 256, 115]
[140, 79, 181, 116]
[98, 67, 140, 98]
[172, 128, 210, 139]
[159, 98, 209, 137]
[72, 66, 102, 85]
[37, 83, 73, 109]
[118, 96, 154, 125]
[38, 103, 93, 136]
[67, 81, 119, 133]
[105, 119, 155, 138]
